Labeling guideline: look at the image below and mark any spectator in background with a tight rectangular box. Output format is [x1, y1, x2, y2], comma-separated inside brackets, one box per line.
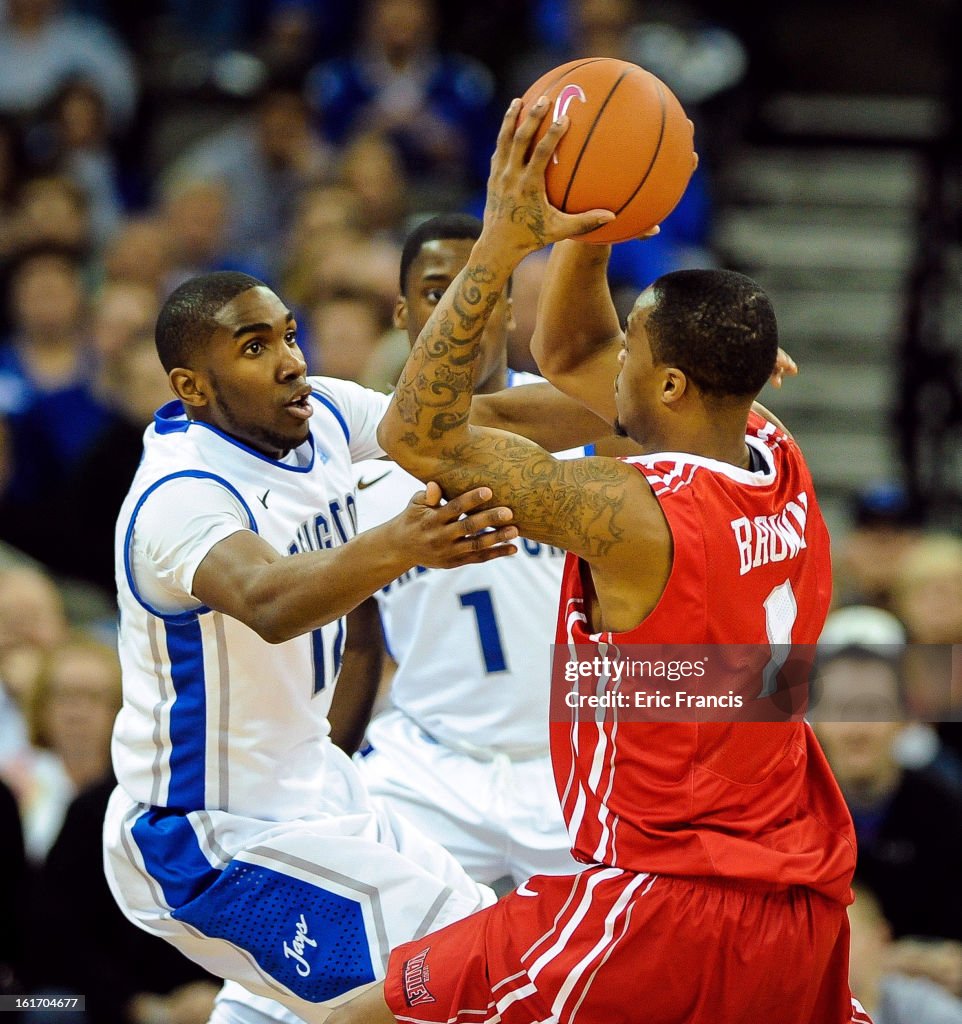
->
[158, 178, 250, 290]
[0, 565, 68, 712]
[890, 535, 962, 764]
[849, 880, 962, 1020]
[281, 182, 363, 306]
[9, 175, 93, 265]
[308, 0, 497, 201]
[91, 278, 159, 366]
[813, 644, 962, 993]
[101, 215, 175, 295]
[893, 533, 962, 646]
[306, 287, 394, 382]
[22, 633, 219, 1022]
[833, 481, 924, 612]
[58, 306, 169, 596]
[0, 247, 110, 565]
[0, 0, 137, 129]
[32, 78, 125, 247]
[338, 131, 408, 239]
[819, 604, 962, 791]
[20, 634, 120, 863]
[163, 82, 333, 280]
[0, 566, 70, 865]
[284, 194, 399, 315]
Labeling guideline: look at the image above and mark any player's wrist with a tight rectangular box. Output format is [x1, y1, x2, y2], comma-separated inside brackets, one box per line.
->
[472, 232, 531, 276]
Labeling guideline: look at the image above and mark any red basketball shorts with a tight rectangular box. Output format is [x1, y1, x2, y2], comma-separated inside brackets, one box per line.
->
[385, 866, 873, 1023]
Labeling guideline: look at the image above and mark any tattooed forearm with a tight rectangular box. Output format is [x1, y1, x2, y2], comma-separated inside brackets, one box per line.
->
[433, 435, 630, 559]
[392, 259, 509, 444]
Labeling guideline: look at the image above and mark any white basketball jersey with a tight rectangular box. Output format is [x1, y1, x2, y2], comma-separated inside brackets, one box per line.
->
[354, 372, 585, 758]
[112, 377, 389, 820]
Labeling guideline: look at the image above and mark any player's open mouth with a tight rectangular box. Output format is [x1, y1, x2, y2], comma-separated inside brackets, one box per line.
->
[285, 393, 313, 421]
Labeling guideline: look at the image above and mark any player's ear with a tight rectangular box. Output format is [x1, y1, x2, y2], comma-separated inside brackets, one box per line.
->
[662, 368, 687, 405]
[170, 368, 208, 408]
[393, 296, 408, 331]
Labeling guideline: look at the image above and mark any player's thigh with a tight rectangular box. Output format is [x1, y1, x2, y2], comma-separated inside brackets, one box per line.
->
[106, 790, 491, 1022]
[357, 721, 511, 883]
[503, 755, 581, 883]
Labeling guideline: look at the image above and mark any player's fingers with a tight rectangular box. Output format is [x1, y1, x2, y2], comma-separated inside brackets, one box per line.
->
[775, 348, 799, 375]
[511, 95, 550, 166]
[439, 485, 496, 520]
[410, 481, 443, 509]
[769, 348, 798, 388]
[458, 525, 519, 553]
[455, 507, 515, 537]
[455, 540, 519, 565]
[561, 208, 616, 239]
[528, 112, 568, 175]
[492, 98, 522, 167]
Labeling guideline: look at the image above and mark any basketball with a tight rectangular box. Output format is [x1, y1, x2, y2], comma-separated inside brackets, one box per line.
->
[519, 57, 696, 243]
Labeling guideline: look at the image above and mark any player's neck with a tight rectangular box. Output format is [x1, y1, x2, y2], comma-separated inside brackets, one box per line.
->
[645, 423, 753, 469]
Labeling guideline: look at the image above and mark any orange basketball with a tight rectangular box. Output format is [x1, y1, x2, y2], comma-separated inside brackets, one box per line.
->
[520, 57, 696, 243]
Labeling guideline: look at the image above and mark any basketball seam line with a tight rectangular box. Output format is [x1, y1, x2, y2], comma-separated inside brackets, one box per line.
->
[560, 67, 634, 213]
[613, 78, 668, 217]
[538, 57, 610, 100]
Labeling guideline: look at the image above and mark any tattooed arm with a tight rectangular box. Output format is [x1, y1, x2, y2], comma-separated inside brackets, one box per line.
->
[377, 98, 669, 594]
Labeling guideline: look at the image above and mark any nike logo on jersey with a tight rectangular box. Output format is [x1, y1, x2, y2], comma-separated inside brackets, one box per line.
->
[517, 883, 539, 897]
[258, 490, 270, 508]
[357, 470, 391, 490]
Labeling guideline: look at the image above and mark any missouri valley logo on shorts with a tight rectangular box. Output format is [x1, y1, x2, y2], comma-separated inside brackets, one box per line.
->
[402, 947, 436, 1006]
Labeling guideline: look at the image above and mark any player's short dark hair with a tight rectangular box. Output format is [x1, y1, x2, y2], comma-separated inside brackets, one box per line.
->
[398, 213, 484, 294]
[155, 271, 266, 372]
[646, 269, 778, 399]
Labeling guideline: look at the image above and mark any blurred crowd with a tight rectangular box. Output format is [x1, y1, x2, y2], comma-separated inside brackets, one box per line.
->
[0, 2, 957, 1023]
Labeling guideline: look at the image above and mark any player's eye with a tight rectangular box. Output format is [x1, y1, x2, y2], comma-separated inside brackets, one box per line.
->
[425, 288, 445, 303]
[245, 340, 264, 355]
[284, 329, 298, 345]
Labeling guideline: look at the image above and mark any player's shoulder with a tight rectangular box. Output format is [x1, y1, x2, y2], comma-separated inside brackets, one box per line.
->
[308, 375, 391, 413]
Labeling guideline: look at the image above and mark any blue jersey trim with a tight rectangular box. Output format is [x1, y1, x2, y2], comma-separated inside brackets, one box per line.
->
[123, 470, 257, 623]
[131, 807, 221, 908]
[311, 391, 350, 444]
[584, 443, 596, 456]
[154, 400, 317, 473]
[131, 808, 377, 1001]
[153, 400, 190, 433]
[165, 615, 208, 810]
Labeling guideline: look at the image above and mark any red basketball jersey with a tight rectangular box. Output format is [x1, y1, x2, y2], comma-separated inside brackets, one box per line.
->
[553, 412, 857, 902]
